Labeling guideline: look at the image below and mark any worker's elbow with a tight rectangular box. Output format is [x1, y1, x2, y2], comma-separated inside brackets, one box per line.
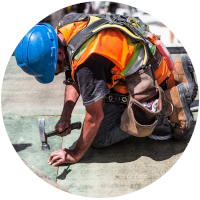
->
[85, 100, 104, 125]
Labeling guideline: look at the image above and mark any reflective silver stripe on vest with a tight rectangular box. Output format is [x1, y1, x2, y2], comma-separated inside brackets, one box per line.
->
[124, 46, 145, 76]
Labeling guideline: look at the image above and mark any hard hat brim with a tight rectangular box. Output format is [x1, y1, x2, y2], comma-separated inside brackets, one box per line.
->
[35, 64, 56, 84]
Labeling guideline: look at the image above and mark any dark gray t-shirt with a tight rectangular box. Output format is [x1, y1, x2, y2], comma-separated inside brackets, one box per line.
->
[74, 53, 115, 106]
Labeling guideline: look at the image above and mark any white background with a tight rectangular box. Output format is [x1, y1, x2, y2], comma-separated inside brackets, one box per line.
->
[0, 0, 199, 199]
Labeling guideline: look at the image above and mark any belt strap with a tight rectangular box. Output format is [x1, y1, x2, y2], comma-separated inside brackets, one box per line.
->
[105, 93, 128, 104]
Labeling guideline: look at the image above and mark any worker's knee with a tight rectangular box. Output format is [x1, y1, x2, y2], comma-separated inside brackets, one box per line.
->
[91, 138, 109, 148]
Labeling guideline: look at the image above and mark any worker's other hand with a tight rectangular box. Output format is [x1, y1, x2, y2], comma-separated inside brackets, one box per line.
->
[55, 118, 71, 137]
[47, 148, 78, 166]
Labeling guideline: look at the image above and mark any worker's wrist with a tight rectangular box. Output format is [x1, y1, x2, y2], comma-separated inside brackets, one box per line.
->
[60, 113, 71, 121]
[63, 148, 82, 163]
[61, 107, 72, 120]
[71, 147, 84, 162]
[61, 102, 74, 118]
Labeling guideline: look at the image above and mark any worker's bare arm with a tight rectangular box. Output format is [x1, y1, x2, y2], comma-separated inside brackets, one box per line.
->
[55, 83, 80, 136]
[48, 98, 104, 165]
[72, 98, 104, 161]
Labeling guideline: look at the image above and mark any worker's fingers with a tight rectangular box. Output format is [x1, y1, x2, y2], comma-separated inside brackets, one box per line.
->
[48, 148, 67, 164]
[47, 149, 78, 166]
[51, 153, 75, 166]
[48, 150, 60, 162]
[57, 127, 71, 137]
[52, 159, 64, 166]
[55, 119, 70, 132]
[48, 156, 60, 165]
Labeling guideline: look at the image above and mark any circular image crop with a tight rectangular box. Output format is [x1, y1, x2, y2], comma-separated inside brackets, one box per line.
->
[1, 1, 199, 198]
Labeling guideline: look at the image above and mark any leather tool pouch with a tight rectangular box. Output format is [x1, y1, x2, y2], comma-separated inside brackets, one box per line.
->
[120, 66, 165, 137]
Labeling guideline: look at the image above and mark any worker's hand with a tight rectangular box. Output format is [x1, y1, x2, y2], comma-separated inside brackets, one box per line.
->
[47, 148, 78, 166]
[55, 118, 71, 137]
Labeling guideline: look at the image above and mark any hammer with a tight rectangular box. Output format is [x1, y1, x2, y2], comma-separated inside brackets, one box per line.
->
[38, 119, 82, 151]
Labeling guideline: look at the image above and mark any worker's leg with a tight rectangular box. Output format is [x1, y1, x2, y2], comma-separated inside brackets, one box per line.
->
[91, 103, 130, 148]
[173, 54, 198, 103]
[165, 83, 193, 139]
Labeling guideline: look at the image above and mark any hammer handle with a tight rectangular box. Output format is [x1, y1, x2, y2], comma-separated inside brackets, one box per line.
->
[45, 122, 82, 137]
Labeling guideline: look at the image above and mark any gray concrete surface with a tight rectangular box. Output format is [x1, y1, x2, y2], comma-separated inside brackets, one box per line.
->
[1, 56, 198, 197]
[22, 159, 70, 193]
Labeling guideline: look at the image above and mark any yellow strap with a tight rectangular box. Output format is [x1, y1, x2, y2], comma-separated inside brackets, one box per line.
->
[92, 23, 148, 66]
[87, 16, 101, 26]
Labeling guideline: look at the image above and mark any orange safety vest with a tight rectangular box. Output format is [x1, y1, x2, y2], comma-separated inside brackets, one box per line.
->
[58, 21, 172, 94]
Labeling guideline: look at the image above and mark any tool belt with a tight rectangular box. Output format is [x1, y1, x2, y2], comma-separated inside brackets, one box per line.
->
[120, 65, 165, 137]
[104, 47, 164, 105]
[105, 93, 128, 105]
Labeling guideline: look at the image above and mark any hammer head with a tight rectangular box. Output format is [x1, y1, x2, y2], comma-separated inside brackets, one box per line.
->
[38, 119, 50, 151]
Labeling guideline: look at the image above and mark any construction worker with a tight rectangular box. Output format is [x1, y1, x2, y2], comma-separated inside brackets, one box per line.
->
[14, 14, 197, 166]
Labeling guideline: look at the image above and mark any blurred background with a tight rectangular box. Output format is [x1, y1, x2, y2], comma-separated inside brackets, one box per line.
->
[40, 1, 179, 45]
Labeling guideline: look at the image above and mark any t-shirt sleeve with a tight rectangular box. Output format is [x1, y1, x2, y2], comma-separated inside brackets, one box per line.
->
[74, 54, 114, 106]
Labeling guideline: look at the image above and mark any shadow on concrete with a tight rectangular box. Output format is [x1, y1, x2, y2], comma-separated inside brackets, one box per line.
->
[57, 165, 72, 180]
[62, 122, 196, 164]
[69, 141, 77, 150]
[13, 143, 32, 152]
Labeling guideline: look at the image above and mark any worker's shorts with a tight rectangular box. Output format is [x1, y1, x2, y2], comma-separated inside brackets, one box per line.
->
[91, 102, 130, 148]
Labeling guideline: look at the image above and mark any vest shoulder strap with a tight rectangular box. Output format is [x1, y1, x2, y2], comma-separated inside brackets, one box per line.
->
[57, 13, 88, 29]
[58, 14, 152, 66]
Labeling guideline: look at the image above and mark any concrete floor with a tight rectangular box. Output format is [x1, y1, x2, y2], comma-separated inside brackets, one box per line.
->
[1, 56, 198, 197]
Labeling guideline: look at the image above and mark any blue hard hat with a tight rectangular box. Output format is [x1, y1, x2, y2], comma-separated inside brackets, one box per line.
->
[14, 23, 58, 84]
